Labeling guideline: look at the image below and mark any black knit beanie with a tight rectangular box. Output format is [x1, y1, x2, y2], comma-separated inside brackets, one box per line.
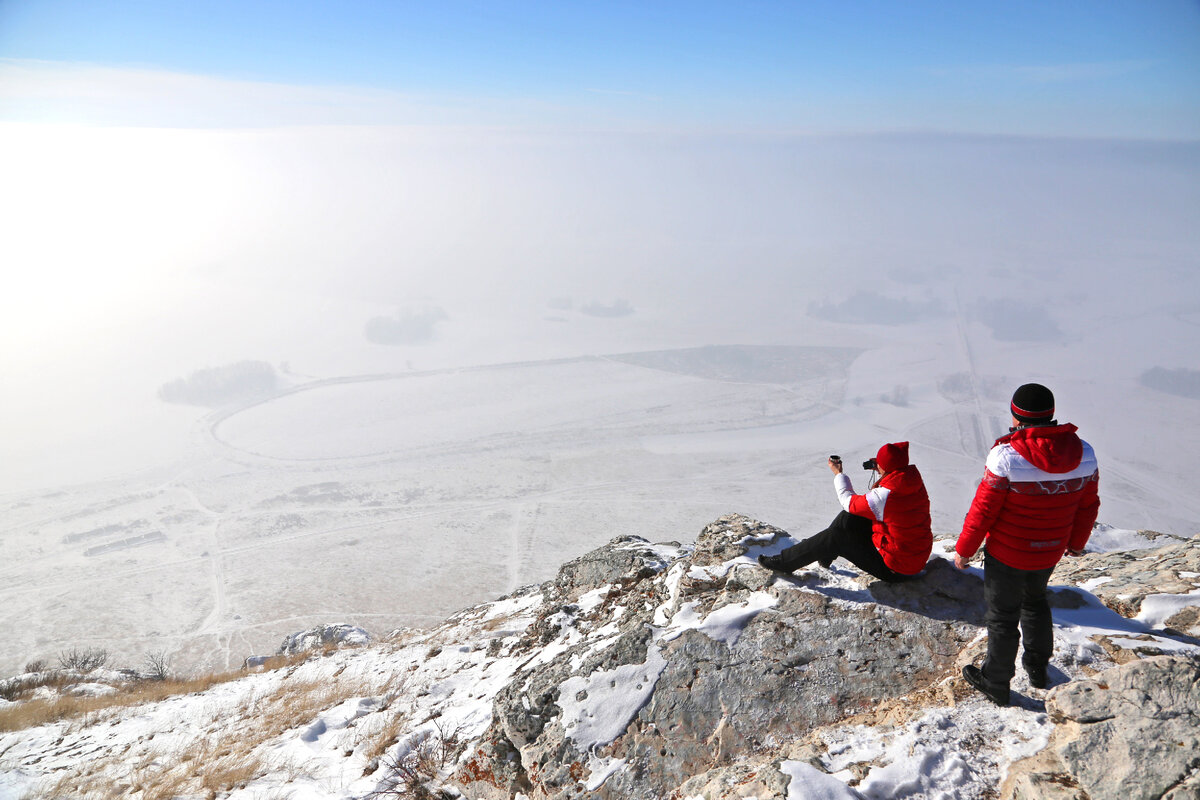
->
[1010, 383, 1055, 424]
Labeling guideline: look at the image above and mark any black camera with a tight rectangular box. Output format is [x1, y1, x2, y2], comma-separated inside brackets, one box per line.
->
[862, 458, 877, 470]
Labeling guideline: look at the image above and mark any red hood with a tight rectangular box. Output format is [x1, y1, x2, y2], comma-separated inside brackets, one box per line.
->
[879, 464, 925, 495]
[1008, 424, 1083, 474]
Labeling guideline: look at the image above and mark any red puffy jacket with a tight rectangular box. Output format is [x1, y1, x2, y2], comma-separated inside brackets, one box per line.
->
[956, 424, 1100, 570]
[844, 464, 933, 575]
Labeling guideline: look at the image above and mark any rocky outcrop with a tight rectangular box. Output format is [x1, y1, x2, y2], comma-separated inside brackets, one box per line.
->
[1003, 654, 1200, 800]
[1053, 535, 1200, 636]
[279, 623, 371, 654]
[453, 514, 984, 799]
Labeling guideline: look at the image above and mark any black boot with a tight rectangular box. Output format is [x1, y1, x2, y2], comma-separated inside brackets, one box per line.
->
[1025, 663, 1048, 689]
[962, 665, 1010, 706]
[757, 553, 790, 571]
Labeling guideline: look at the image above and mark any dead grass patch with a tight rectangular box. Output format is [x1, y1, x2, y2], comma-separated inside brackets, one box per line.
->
[358, 709, 409, 766]
[0, 671, 246, 733]
[14, 655, 402, 799]
[368, 721, 466, 799]
[0, 646, 342, 735]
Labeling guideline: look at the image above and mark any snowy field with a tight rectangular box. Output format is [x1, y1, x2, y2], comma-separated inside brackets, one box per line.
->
[3, 306, 1199, 678]
[2, 134, 1199, 678]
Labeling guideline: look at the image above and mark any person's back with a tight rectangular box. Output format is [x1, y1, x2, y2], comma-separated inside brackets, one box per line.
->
[869, 462, 932, 575]
[955, 383, 1100, 706]
[961, 423, 1098, 570]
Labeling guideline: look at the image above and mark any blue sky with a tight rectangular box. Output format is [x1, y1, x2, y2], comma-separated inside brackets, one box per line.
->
[1, 1, 1199, 135]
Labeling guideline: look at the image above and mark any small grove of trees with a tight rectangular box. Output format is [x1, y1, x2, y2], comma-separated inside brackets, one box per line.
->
[144, 650, 171, 681]
[158, 361, 279, 407]
[881, 384, 911, 407]
[1141, 367, 1200, 401]
[2, 648, 175, 702]
[579, 298, 634, 318]
[58, 647, 109, 671]
[364, 307, 448, 345]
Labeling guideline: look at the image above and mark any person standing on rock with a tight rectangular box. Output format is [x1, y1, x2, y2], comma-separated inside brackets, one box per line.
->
[954, 383, 1100, 706]
[758, 442, 932, 582]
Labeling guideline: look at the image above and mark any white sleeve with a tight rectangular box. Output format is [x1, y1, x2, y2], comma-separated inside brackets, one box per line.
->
[864, 487, 890, 521]
[835, 473, 856, 511]
[837, 473, 889, 520]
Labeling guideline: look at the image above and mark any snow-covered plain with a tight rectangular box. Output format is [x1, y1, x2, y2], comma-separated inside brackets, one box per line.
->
[1, 134, 1199, 680]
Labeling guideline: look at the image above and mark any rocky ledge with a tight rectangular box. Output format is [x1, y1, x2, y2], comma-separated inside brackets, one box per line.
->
[450, 514, 1200, 799]
[1054, 534, 1200, 638]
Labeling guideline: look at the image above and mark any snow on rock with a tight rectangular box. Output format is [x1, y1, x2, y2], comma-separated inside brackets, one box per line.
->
[1054, 533, 1200, 638]
[458, 516, 993, 799]
[818, 704, 1051, 800]
[64, 682, 120, 697]
[278, 623, 372, 655]
[557, 646, 668, 750]
[1085, 523, 1185, 553]
[782, 761, 866, 799]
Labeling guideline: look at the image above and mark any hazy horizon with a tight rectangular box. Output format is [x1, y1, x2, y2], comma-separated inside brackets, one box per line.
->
[2, 123, 1197, 493]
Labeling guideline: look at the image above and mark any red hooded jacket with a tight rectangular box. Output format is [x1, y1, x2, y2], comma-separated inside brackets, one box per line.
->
[956, 424, 1100, 570]
[840, 448, 933, 575]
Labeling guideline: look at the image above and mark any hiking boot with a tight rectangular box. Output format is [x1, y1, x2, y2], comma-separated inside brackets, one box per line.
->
[1025, 664, 1048, 690]
[962, 665, 1010, 707]
[757, 553, 789, 571]
[818, 556, 834, 568]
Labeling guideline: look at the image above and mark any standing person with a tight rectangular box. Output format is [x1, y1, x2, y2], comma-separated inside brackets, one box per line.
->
[759, 442, 932, 582]
[954, 383, 1100, 706]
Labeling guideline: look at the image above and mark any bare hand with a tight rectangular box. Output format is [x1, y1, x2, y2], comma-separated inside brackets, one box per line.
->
[828, 457, 843, 475]
[954, 554, 970, 570]
[1066, 548, 1085, 557]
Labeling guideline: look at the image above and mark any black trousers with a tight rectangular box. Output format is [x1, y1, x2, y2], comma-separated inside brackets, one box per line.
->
[775, 511, 906, 582]
[981, 550, 1055, 688]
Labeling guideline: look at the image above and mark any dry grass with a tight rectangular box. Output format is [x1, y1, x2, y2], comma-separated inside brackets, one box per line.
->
[0, 671, 245, 733]
[196, 743, 275, 796]
[368, 722, 465, 799]
[39, 745, 285, 800]
[9, 648, 413, 800]
[361, 711, 409, 765]
[0, 648, 330, 735]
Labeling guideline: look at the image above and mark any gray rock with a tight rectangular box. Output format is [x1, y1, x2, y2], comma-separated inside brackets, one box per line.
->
[867, 557, 986, 625]
[1004, 655, 1200, 800]
[454, 515, 985, 800]
[691, 513, 788, 567]
[278, 623, 371, 655]
[1053, 535, 1200, 629]
[550, 534, 681, 599]
[676, 763, 797, 799]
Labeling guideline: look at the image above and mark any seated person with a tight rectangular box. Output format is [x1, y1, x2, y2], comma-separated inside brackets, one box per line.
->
[759, 442, 932, 581]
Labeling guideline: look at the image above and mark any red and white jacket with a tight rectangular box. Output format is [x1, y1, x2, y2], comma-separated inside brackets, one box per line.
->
[956, 423, 1100, 571]
[836, 465, 933, 575]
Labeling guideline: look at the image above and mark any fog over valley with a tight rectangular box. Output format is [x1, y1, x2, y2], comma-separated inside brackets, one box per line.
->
[2, 120, 1197, 675]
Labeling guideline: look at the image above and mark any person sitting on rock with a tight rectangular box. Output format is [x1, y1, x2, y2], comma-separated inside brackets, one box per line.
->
[758, 442, 933, 582]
